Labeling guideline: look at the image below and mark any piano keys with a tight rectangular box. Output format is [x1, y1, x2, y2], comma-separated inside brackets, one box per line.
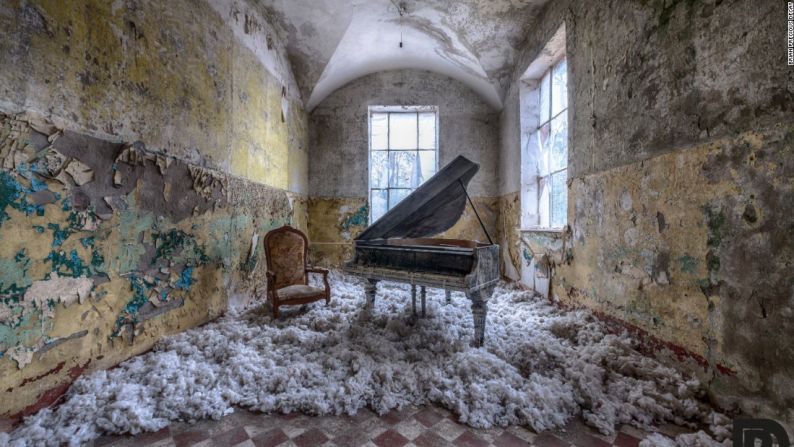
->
[343, 155, 500, 347]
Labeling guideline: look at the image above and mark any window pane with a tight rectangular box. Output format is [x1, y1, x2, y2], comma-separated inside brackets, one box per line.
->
[538, 176, 550, 228]
[418, 112, 436, 149]
[371, 113, 388, 149]
[389, 113, 418, 149]
[370, 151, 388, 188]
[389, 188, 411, 208]
[371, 189, 388, 222]
[551, 59, 567, 117]
[539, 71, 551, 124]
[417, 150, 436, 184]
[549, 112, 568, 172]
[389, 151, 417, 188]
[537, 122, 551, 176]
[550, 170, 567, 228]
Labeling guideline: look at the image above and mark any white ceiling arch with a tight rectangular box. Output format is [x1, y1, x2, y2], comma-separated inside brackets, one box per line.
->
[257, 0, 550, 111]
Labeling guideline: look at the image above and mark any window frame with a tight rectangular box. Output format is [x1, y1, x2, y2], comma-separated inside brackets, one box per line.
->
[367, 106, 439, 223]
[530, 57, 568, 231]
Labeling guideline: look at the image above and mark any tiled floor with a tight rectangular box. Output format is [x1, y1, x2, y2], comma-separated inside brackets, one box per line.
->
[86, 404, 680, 447]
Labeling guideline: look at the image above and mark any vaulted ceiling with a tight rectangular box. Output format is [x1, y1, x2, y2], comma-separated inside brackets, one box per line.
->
[257, 0, 550, 111]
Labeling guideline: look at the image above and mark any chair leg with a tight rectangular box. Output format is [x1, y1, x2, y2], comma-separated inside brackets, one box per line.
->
[273, 302, 279, 319]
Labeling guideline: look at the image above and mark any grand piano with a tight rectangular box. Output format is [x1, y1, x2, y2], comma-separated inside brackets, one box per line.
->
[343, 155, 500, 346]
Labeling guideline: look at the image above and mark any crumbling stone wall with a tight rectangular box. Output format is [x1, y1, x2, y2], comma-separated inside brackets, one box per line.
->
[307, 69, 500, 266]
[0, 0, 308, 417]
[499, 0, 793, 426]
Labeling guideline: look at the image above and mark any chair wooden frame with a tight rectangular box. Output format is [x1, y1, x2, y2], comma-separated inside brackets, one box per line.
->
[263, 225, 330, 318]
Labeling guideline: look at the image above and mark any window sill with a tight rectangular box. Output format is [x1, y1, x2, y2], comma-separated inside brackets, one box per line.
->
[520, 227, 565, 236]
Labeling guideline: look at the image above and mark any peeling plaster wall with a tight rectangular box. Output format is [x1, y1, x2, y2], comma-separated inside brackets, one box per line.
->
[0, 0, 308, 417]
[498, 0, 793, 425]
[307, 69, 500, 266]
[0, 0, 308, 193]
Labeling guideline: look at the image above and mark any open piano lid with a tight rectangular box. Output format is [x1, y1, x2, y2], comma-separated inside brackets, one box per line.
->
[357, 155, 479, 241]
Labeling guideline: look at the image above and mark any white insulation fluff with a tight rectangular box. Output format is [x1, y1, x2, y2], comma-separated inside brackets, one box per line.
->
[3, 272, 730, 446]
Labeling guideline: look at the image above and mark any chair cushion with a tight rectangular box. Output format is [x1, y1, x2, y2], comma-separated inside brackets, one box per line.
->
[267, 231, 306, 290]
[277, 284, 325, 301]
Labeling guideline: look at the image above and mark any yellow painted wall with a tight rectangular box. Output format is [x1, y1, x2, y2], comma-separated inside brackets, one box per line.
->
[0, 0, 308, 192]
[307, 196, 500, 268]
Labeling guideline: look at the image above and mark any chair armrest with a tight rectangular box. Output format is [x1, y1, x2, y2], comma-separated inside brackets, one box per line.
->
[306, 268, 330, 295]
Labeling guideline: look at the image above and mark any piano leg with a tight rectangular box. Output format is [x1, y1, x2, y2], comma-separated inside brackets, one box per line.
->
[469, 299, 488, 347]
[420, 286, 426, 317]
[411, 284, 417, 316]
[466, 285, 494, 347]
[364, 279, 379, 307]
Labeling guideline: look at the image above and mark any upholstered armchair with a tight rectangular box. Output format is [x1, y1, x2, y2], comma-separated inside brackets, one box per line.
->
[263, 225, 330, 318]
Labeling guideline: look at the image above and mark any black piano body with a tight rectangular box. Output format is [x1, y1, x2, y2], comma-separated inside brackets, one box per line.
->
[343, 156, 500, 346]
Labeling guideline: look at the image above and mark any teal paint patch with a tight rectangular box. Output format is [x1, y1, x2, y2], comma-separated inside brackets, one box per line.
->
[91, 248, 105, 270]
[47, 223, 71, 248]
[112, 274, 154, 336]
[152, 228, 208, 266]
[15, 163, 48, 193]
[111, 263, 195, 337]
[45, 249, 90, 277]
[29, 178, 47, 192]
[44, 209, 95, 248]
[0, 311, 46, 351]
[33, 225, 45, 234]
[522, 248, 533, 266]
[341, 204, 369, 230]
[0, 249, 31, 294]
[80, 237, 95, 248]
[175, 266, 194, 290]
[0, 170, 44, 223]
[110, 223, 212, 338]
[678, 255, 697, 274]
